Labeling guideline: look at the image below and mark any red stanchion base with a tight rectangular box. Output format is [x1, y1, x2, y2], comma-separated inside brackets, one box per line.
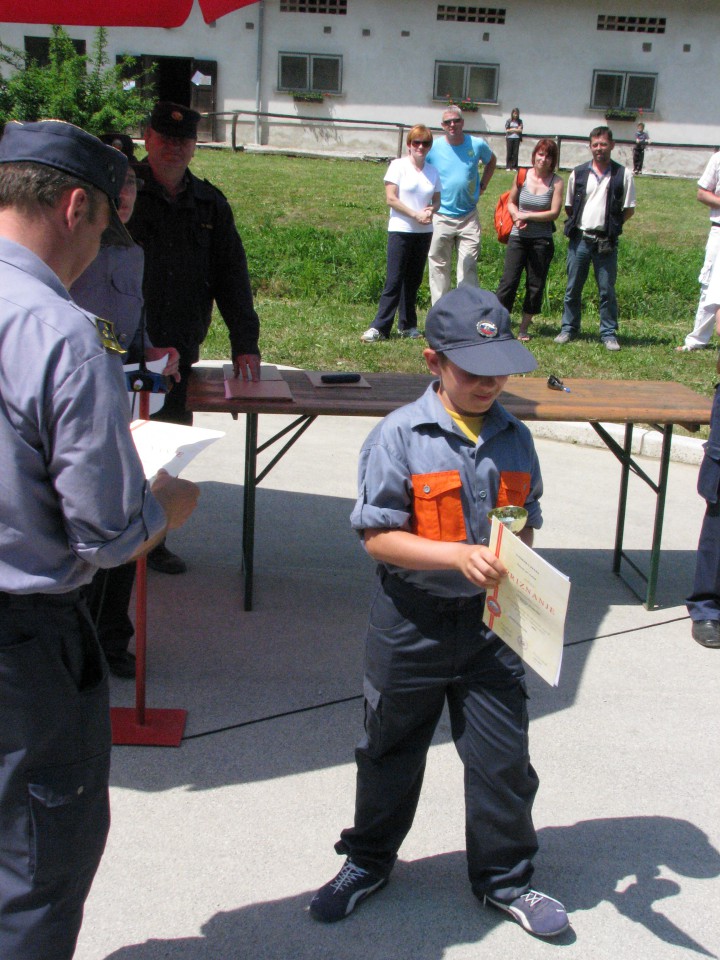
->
[111, 707, 187, 747]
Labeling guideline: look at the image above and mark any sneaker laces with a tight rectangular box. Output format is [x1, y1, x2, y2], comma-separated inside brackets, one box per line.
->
[330, 861, 369, 893]
[520, 891, 545, 908]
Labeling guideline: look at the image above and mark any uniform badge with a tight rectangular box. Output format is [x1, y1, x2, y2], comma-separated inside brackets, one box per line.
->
[477, 321, 498, 338]
[94, 317, 125, 354]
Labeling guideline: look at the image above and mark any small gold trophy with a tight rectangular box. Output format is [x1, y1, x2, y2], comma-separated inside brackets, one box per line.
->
[487, 506, 528, 534]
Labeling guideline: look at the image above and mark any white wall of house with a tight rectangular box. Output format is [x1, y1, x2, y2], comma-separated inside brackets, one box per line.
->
[2, 0, 718, 173]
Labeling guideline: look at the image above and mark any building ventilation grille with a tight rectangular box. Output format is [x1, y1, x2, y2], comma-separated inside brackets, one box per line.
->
[597, 15, 666, 33]
[437, 6, 506, 23]
[280, 0, 347, 13]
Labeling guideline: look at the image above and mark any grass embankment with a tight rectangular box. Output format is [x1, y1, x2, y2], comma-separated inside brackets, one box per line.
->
[192, 150, 716, 406]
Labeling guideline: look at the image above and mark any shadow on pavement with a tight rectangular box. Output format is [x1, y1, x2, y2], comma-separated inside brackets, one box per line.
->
[103, 817, 719, 960]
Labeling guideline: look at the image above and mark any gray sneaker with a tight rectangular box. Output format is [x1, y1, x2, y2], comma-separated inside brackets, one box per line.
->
[399, 327, 423, 339]
[485, 889, 569, 937]
[553, 331, 574, 345]
[603, 337, 621, 351]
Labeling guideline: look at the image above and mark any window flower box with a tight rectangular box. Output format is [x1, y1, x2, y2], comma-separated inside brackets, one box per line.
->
[604, 109, 637, 122]
[291, 91, 326, 103]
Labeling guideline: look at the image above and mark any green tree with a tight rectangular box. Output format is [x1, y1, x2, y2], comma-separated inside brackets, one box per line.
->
[0, 25, 154, 135]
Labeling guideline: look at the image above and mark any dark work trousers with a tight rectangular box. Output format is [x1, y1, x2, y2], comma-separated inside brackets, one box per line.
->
[0, 591, 111, 960]
[86, 563, 136, 656]
[687, 384, 720, 621]
[632, 145, 645, 174]
[496, 234, 555, 317]
[372, 232, 432, 337]
[336, 570, 539, 902]
[151, 361, 194, 426]
[505, 139, 521, 170]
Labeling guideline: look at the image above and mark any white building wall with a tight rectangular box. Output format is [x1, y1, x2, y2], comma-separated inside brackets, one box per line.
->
[2, 0, 719, 171]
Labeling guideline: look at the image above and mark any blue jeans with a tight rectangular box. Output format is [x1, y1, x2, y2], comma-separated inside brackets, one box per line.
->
[560, 232, 619, 340]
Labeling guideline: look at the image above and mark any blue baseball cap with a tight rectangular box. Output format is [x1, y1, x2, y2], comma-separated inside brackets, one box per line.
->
[0, 119, 132, 246]
[425, 287, 537, 376]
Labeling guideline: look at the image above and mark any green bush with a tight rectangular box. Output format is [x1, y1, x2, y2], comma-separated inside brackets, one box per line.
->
[0, 25, 154, 135]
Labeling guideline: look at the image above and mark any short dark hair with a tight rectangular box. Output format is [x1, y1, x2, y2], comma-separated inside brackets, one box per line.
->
[589, 125, 613, 142]
[531, 138, 559, 172]
[0, 161, 103, 219]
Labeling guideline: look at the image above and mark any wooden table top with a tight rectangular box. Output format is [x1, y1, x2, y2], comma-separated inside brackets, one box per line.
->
[187, 367, 712, 430]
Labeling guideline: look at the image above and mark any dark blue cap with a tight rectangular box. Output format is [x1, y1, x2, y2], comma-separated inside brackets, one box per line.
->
[99, 132, 136, 163]
[0, 119, 132, 246]
[425, 287, 537, 376]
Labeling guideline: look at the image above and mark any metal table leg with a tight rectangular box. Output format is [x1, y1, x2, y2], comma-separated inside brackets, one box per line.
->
[240, 412, 317, 611]
[593, 421, 674, 609]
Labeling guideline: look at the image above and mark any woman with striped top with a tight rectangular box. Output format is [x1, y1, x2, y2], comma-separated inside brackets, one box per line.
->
[496, 139, 564, 341]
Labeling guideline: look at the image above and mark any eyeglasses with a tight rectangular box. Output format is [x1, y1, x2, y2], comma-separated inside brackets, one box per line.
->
[411, 140, 432, 147]
[442, 119, 463, 126]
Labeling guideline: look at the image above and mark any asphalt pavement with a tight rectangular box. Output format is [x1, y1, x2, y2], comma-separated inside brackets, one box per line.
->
[73, 382, 720, 960]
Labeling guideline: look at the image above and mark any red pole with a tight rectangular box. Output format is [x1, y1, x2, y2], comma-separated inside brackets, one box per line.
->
[134, 388, 151, 725]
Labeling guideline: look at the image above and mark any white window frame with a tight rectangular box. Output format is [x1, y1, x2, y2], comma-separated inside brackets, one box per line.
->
[277, 52, 343, 94]
[590, 69, 657, 112]
[433, 60, 499, 105]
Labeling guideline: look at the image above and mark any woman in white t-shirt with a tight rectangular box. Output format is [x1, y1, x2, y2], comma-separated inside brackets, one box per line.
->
[360, 125, 441, 342]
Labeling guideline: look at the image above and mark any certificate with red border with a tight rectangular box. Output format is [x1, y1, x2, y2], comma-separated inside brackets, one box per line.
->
[483, 516, 570, 686]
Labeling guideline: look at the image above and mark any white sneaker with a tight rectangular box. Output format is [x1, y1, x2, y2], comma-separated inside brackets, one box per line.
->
[360, 328, 386, 343]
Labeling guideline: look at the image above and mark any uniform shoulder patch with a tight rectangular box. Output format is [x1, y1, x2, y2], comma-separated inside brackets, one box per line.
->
[94, 317, 125, 354]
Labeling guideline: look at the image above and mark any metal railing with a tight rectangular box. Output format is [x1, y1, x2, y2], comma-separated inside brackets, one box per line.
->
[198, 108, 719, 176]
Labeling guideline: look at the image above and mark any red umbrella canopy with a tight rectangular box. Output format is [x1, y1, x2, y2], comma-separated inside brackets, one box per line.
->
[0, 0, 260, 28]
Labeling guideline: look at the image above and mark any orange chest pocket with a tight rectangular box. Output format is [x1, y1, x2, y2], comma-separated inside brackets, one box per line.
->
[496, 471, 531, 508]
[411, 470, 467, 542]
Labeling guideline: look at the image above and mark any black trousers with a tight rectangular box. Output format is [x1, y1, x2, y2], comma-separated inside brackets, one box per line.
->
[372, 232, 432, 336]
[0, 591, 110, 960]
[86, 563, 137, 656]
[336, 572, 539, 901]
[506, 138, 521, 170]
[687, 385, 720, 621]
[152, 361, 194, 426]
[496, 234, 555, 317]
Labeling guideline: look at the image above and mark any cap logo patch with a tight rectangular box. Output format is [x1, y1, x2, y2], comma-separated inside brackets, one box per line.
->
[477, 321, 498, 338]
[171, 110, 183, 122]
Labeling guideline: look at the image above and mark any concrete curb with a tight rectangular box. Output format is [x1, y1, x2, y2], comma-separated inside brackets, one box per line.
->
[527, 420, 705, 465]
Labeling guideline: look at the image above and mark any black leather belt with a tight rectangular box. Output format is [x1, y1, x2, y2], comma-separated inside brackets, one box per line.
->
[0, 589, 82, 607]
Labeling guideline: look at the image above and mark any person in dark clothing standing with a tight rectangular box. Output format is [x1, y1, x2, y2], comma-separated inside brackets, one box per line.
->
[129, 101, 261, 573]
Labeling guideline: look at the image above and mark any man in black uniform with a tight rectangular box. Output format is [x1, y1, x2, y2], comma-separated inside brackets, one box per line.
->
[129, 101, 261, 572]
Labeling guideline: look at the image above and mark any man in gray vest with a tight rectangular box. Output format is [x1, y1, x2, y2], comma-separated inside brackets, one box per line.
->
[555, 126, 635, 351]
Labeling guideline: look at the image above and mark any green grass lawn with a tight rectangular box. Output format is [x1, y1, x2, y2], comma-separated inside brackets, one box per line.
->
[190, 149, 717, 406]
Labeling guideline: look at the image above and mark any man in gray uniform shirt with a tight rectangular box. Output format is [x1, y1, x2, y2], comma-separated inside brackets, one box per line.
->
[0, 120, 199, 960]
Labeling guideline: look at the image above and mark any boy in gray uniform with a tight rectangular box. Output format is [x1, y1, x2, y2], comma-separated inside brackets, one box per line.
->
[310, 287, 568, 939]
[0, 120, 198, 960]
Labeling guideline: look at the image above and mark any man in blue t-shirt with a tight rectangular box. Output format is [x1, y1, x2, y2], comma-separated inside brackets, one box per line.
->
[426, 105, 497, 304]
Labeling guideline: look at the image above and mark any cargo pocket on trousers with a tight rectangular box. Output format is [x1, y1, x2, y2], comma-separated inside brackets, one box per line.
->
[27, 751, 111, 885]
[698, 455, 720, 505]
[411, 471, 466, 541]
[362, 676, 385, 757]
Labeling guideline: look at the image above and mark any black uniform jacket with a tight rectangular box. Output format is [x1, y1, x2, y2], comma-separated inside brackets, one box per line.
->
[128, 163, 260, 364]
